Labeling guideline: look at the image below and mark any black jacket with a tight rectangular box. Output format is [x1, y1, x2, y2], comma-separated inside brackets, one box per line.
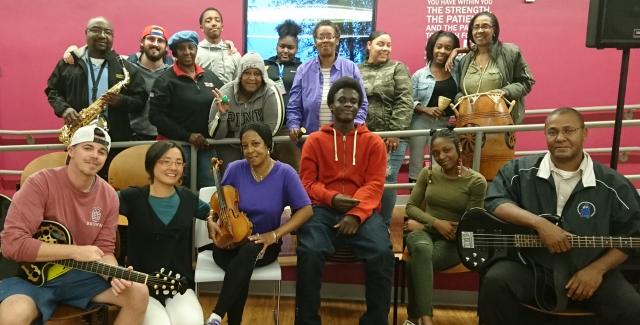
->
[45, 48, 148, 141]
[149, 66, 224, 141]
[264, 56, 301, 107]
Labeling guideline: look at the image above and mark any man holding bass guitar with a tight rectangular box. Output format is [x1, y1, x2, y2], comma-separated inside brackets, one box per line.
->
[478, 108, 640, 324]
[0, 125, 148, 325]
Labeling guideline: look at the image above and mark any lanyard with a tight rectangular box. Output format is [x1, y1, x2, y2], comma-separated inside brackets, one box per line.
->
[87, 55, 108, 102]
[277, 63, 284, 79]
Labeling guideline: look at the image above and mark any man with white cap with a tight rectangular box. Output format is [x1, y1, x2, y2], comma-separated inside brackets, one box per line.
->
[0, 125, 149, 325]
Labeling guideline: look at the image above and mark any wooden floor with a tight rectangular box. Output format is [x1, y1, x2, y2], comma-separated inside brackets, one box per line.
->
[198, 293, 478, 325]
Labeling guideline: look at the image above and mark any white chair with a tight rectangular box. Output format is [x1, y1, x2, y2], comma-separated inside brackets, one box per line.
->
[194, 186, 282, 325]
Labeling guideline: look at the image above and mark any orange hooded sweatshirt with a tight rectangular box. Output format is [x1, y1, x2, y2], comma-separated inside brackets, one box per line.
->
[300, 123, 387, 222]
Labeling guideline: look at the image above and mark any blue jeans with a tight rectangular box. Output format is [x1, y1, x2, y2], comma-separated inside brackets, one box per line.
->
[182, 145, 216, 189]
[380, 140, 408, 226]
[295, 207, 393, 325]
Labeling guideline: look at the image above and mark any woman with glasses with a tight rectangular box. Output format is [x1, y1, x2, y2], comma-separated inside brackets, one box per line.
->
[208, 52, 285, 170]
[408, 31, 461, 184]
[403, 128, 487, 325]
[286, 20, 368, 141]
[205, 122, 312, 325]
[447, 11, 535, 124]
[358, 30, 413, 226]
[118, 141, 211, 325]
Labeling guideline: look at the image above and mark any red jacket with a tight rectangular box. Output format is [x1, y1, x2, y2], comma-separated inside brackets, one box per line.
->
[300, 124, 386, 222]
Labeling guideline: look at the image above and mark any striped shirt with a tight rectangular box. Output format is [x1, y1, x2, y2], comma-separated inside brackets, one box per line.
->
[319, 68, 333, 126]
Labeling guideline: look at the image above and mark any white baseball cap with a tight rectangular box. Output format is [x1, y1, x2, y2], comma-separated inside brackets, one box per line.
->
[69, 125, 111, 151]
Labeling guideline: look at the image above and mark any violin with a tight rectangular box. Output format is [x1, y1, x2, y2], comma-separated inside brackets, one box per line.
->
[209, 158, 253, 249]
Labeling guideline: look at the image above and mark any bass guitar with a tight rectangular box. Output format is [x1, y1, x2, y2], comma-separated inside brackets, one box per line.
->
[456, 207, 640, 272]
[19, 220, 187, 298]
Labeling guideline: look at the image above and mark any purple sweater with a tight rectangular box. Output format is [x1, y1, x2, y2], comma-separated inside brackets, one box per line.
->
[222, 160, 311, 234]
[286, 56, 368, 132]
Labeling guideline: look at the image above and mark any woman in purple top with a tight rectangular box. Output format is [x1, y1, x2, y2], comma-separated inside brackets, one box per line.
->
[205, 122, 313, 325]
[286, 20, 368, 141]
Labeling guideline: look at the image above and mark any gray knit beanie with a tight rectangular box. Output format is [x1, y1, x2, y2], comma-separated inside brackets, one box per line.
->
[239, 52, 266, 77]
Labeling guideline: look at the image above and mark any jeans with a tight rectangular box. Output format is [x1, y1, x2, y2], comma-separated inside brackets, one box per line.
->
[408, 114, 448, 180]
[295, 207, 394, 325]
[380, 140, 408, 226]
[182, 145, 216, 189]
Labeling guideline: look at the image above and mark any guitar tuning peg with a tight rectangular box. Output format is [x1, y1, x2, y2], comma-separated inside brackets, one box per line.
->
[163, 290, 169, 295]
[160, 267, 165, 273]
[176, 273, 181, 279]
[167, 270, 173, 276]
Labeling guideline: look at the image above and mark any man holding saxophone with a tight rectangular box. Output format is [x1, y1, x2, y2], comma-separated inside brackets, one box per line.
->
[45, 16, 147, 177]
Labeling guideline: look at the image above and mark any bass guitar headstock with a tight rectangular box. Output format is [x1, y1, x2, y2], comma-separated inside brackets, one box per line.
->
[147, 268, 188, 299]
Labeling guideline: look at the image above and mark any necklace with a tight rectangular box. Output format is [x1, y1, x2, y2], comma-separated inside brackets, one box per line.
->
[250, 159, 274, 182]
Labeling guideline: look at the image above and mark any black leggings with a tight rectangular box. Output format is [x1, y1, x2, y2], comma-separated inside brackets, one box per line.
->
[212, 241, 280, 325]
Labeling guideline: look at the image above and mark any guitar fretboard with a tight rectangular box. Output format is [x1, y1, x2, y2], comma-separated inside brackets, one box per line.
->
[55, 260, 148, 284]
[470, 234, 640, 248]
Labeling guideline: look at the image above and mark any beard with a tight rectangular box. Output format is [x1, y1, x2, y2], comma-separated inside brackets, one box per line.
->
[142, 46, 166, 62]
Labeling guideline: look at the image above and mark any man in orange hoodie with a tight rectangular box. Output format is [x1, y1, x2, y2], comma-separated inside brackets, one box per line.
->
[295, 77, 393, 325]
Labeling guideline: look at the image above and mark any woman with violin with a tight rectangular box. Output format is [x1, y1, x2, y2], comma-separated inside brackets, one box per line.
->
[205, 122, 313, 325]
[118, 141, 210, 325]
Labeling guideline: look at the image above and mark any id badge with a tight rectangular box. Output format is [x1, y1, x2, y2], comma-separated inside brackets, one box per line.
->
[274, 78, 287, 95]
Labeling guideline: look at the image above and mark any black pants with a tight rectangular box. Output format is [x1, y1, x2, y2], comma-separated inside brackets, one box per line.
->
[212, 241, 280, 325]
[478, 259, 640, 325]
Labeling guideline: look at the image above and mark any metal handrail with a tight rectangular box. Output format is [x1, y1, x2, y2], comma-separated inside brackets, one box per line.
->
[523, 104, 639, 116]
[1, 119, 640, 191]
[1, 104, 637, 137]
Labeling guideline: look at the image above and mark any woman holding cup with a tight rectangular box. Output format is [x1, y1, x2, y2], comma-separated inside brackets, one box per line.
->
[408, 31, 460, 183]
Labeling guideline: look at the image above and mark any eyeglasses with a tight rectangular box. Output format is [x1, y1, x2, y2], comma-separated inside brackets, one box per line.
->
[316, 34, 336, 41]
[545, 127, 582, 138]
[472, 24, 493, 31]
[158, 159, 185, 168]
[87, 27, 114, 36]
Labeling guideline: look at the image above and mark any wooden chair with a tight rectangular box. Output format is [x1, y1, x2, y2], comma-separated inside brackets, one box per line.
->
[107, 144, 151, 190]
[20, 152, 68, 186]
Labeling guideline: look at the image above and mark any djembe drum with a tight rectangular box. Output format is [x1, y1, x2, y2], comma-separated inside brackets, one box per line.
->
[452, 92, 516, 180]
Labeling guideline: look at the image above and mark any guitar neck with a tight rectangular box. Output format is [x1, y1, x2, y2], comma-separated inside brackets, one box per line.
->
[56, 260, 148, 284]
[514, 234, 640, 248]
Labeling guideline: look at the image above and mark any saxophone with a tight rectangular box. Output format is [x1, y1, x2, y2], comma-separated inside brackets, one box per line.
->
[59, 62, 130, 145]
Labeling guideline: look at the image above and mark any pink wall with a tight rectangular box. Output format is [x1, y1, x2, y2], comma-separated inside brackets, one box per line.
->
[1, 0, 639, 192]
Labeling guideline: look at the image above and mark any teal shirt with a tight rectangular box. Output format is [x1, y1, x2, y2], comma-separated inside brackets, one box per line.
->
[148, 192, 209, 225]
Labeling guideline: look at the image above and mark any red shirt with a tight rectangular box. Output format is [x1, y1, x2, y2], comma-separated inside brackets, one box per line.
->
[1, 167, 119, 262]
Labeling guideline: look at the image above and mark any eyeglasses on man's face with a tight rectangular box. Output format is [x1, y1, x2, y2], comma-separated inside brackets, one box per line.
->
[87, 27, 113, 36]
[545, 126, 582, 139]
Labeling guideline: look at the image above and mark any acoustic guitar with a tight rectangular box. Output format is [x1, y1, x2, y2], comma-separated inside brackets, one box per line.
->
[456, 207, 640, 272]
[19, 220, 187, 298]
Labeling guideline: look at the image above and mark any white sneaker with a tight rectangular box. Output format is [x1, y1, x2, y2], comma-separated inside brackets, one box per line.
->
[205, 313, 222, 325]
